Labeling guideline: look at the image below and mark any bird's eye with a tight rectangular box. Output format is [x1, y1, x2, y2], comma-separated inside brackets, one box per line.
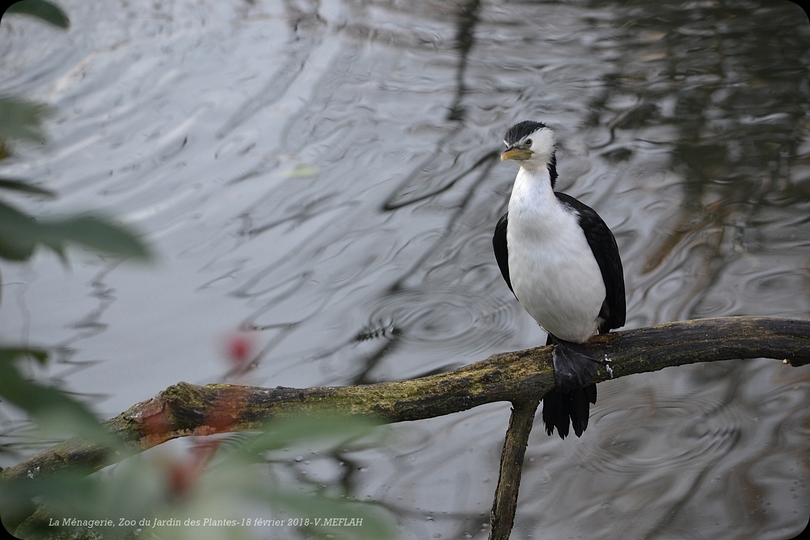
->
[524, 139, 532, 147]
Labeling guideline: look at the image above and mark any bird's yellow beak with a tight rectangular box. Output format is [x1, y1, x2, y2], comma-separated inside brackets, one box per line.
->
[500, 147, 533, 161]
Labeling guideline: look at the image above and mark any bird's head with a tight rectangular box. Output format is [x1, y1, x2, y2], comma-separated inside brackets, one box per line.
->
[500, 121, 558, 182]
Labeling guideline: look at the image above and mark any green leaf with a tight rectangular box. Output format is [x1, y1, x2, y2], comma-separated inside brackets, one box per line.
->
[0, 96, 52, 144]
[0, 199, 39, 260]
[39, 215, 151, 260]
[0, 348, 113, 443]
[0, 177, 56, 198]
[4, 0, 70, 29]
[0, 346, 48, 365]
[0, 200, 152, 262]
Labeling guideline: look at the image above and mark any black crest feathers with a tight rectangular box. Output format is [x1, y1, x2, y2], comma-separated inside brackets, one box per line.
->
[503, 120, 546, 145]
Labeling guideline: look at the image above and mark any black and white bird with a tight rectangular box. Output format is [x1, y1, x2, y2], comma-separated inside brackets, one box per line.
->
[493, 120, 625, 438]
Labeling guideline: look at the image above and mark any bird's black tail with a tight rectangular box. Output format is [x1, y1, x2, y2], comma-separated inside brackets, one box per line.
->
[541, 335, 599, 439]
[542, 385, 597, 438]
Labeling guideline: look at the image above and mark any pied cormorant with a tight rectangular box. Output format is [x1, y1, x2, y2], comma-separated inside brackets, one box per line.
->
[493, 120, 626, 438]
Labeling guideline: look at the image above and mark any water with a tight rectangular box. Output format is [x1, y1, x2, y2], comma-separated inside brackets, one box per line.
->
[2, 0, 810, 538]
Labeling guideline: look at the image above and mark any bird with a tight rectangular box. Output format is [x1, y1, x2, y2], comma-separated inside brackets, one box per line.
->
[492, 120, 625, 439]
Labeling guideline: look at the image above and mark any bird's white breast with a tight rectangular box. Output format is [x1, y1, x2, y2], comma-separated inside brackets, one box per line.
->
[507, 168, 606, 343]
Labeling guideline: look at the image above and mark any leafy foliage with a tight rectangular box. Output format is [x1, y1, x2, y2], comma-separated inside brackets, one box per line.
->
[0, 348, 115, 443]
[0, 178, 55, 198]
[3, 415, 394, 540]
[1, 1, 150, 461]
[4, 0, 70, 29]
[0, 97, 52, 147]
[0, 201, 151, 262]
[0, 6, 393, 540]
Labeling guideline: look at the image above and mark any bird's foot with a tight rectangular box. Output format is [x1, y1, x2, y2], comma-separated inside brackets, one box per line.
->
[549, 337, 602, 393]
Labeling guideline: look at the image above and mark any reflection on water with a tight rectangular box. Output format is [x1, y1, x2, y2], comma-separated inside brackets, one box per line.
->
[1, 0, 809, 538]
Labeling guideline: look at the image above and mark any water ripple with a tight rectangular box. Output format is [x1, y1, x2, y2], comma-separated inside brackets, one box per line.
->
[580, 392, 742, 477]
[357, 284, 515, 356]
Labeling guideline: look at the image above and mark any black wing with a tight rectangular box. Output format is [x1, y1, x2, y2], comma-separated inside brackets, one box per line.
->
[492, 212, 512, 293]
[555, 192, 626, 333]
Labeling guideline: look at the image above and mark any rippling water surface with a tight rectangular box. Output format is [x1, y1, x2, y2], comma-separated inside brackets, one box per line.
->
[2, 1, 809, 538]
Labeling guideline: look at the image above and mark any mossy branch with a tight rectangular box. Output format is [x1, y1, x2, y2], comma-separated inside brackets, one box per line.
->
[2, 316, 809, 493]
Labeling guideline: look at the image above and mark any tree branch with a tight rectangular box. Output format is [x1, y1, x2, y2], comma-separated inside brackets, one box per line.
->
[2, 316, 809, 488]
[488, 397, 541, 540]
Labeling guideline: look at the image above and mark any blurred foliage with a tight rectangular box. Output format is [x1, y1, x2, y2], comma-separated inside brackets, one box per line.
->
[0, 98, 150, 265]
[0, 6, 392, 540]
[0, 4, 151, 287]
[0, 348, 114, 444]
[0, 178, 55, 198]
[3, 415, 395, 540]
[0, 201, 151, 262]
[0, 98, 51, 150]
[3, 0, 69, 29]
[1, 0, 149, 462]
